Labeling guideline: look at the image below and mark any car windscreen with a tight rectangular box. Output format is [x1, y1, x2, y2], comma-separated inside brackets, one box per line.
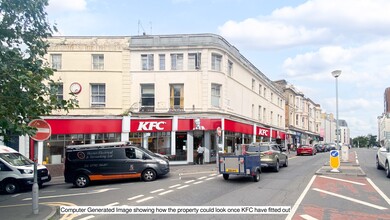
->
[247, 146, 269, 152]
[0, 153, 34, 166]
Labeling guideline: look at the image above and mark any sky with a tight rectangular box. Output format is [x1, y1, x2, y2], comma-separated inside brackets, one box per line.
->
[45, 0, 390, 138]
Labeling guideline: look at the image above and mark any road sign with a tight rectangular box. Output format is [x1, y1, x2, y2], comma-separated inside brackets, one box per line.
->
[329, 150, 340, 172]
[28, 119, 51, 141]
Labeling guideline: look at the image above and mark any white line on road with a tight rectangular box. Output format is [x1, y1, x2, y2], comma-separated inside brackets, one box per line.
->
[179, 171, 216, 176]
[11, 194, 20, 198]
[79, 216, 95, 220]
[193, 181, 203, 185]
[150, 189, 165, 193]
[136, 196, 154, 203]
[185, 180, 195, 184]
[318, 175, 365, 185]
[205, 177, 215, 181]
[300, 214, 319, 220]
[177, 185, 190, 189]
[169, 184, 181, 188]
[128, 195, 144, 201]
[106, 202, 119, 206]
[197, 176, 207, 180]
[285, 175, 317, 220]
[208, 173, 218, 177]
[366, 177, 390, 207]
[22, 188, 118, 201]
[159, 190, 174, 195]
[312, 188, 387, 210]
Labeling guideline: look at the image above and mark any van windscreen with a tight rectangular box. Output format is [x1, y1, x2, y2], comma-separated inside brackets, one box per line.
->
[0, 153, 34, 166]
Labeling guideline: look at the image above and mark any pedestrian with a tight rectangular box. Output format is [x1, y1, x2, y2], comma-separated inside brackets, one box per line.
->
[287, 144, 291, 154]
[196, 144, 204, 164]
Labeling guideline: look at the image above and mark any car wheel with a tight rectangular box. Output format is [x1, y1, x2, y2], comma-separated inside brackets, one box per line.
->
[74, 174, 90, 188]
[386, 162, 390, 178]
[253, 170, 260, 182]
[273, 160, 280, 172]
[223, 174, 229, 180]
[142, 169, 157, 182]
[3, 180, 19, 194]
[376, 157, 383, 170]
[283, 158, 288, 167]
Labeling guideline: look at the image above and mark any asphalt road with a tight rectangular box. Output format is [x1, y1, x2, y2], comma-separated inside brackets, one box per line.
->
[1, 148, 389, 220]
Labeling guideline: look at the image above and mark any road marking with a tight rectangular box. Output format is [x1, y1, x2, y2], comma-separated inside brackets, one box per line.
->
[79, 216, 95, 220]
[41, 190, 57, 193]
[285, 175, 317, 220]
[169, 184, 181, 188]
[11, 194, 20, 197]
[205, 177, 215, 181]
[106, 202, 119, 206]
[177, 185, 189, 189]
[136, 196, 154, 203]
[197, 176, 207, 180]
[300, 214, 318, 220]
[179, 171, 216, 176]
[366, 177, 390, 206]
[208, 173, 218, 177]
[193, 181, 203, 185]
[312, 188, 387, 210]
[318, 175, 365, 185]
[22, 188, 118, 201]
[150, 189, 165, 193]
[128, 195, 144, 201]
[159, 190, 174, 195]
[185, 180, 195, 184]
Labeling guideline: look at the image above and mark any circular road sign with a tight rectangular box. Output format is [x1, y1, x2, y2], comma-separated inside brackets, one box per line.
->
[28, 119, 51, 141]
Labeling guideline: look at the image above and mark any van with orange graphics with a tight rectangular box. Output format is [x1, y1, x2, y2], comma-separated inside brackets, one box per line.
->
[64, 142, 169, 188]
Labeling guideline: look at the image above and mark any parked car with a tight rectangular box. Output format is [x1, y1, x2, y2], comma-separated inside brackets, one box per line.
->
[246, 143, 288, 172]
[327, 143, 337, 151]
[297, 145, 316, 156]
[314, 144, 326, 153]
[376, 145, 390, 177]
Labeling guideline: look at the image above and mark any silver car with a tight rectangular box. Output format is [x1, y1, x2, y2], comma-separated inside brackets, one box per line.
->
[246, 143, 288, 172]
[376, 145, 390, 177]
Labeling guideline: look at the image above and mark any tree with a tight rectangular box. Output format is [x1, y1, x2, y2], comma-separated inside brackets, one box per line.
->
[0, 0, 77, 142]
[352, 136, 369, 148]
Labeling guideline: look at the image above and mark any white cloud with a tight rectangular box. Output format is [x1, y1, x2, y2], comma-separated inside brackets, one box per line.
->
[47, 0, 87, 13]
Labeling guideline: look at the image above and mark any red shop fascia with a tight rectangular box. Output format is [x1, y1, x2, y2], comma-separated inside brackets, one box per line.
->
[31, 117, 286, 158]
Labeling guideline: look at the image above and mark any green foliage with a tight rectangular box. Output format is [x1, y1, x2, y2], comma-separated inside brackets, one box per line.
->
[352, 135, 378, 148]
[0, 0, 78, 141]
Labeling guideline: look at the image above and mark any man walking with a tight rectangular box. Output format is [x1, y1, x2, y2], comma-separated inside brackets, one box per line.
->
[196, 144, 204, 164]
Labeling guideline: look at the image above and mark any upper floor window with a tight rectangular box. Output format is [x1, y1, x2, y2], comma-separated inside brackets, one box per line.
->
[252, 79, 255, 91]
[51, 54, 62, 70]
[188, 53, 201, 70]
[141, 54, 154, 70]
[271, 92, 274, 103]
[228, 60, 233, 76]
[171, 53, 183, 70]
[259, 84, 262, 96]
[258, 105, 262, 121]
[263, 88, 267, 98]
[159, 54, 165, 70]
[141, 84, 155, 112]
[170, 84, 184, 110]
[91, 84, 105, 107]
[92, 54, 104, 70]
[211, 83, 221, 107]
[211, 53, 222, 71]
[50, 83, 63, 101]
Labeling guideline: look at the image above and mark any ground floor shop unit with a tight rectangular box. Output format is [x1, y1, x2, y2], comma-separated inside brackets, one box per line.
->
[21, 116, 286, 165]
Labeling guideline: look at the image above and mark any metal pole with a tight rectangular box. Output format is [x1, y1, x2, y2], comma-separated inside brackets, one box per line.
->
[335, 77, 340, 150]
[32, 142, 39, 214]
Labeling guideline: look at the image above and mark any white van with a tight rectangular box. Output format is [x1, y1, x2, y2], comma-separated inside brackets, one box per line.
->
[0, 145, 51, 194]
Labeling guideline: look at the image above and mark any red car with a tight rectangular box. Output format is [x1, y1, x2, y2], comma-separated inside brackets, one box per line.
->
[297, 145, 316, 156]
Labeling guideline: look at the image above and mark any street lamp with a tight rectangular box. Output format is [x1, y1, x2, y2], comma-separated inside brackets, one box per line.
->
[331, 70, 341, 150]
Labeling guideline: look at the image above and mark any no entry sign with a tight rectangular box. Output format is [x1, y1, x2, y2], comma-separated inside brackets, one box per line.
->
[28, 119, 51, 141]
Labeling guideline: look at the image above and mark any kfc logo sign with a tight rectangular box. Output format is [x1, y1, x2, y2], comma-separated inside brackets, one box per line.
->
[137, 121, 167, 131]
[258, 128, 269, 137]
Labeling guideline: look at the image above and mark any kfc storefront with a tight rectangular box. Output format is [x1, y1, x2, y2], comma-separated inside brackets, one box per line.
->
[30, 117, 285, 165]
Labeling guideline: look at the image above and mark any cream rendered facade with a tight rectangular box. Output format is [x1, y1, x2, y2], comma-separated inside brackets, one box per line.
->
[46, 34, 285, 132]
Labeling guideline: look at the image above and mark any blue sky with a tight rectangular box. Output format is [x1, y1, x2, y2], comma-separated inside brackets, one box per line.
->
[46, 0, 390, 138]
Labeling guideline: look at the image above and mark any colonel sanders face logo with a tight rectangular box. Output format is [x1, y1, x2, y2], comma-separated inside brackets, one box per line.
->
[193, 118, 205, 130]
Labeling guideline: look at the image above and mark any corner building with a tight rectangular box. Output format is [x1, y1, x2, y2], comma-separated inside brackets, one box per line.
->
[36, 34, 286, 165]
